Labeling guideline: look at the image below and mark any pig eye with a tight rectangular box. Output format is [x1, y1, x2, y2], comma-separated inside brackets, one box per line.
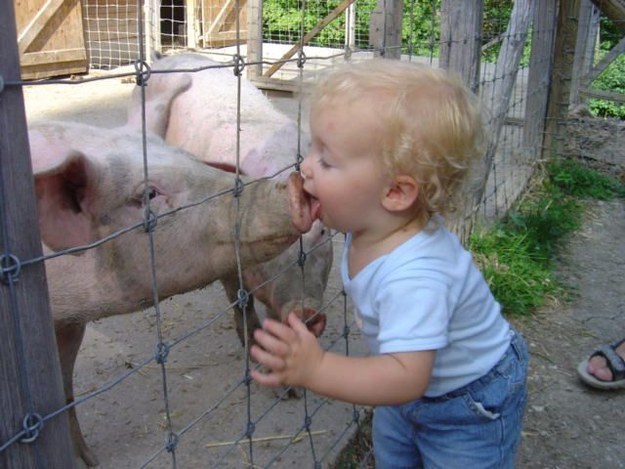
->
[146, 188, 158, 200]
[131, 186, 161, 207]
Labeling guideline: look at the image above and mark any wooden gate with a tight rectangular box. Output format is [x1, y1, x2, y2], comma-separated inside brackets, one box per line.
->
[200, 0, 247, 47]
[15, 0, 88, 80]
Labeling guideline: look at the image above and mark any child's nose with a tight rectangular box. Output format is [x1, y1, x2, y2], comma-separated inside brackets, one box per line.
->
[300, 154, 313, 179]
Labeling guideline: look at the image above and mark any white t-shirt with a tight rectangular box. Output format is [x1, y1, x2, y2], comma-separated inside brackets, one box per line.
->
[341, 222, 512, 397]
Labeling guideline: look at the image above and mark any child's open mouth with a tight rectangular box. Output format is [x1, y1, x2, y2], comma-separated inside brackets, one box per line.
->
[308, 194, 321, 221]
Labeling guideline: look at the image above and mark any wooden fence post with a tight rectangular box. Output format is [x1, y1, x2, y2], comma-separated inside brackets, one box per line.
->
[0, 0, 76, 467]
[440, 0, 483, 93]
[439, 0, 482, 240]
[524, 0, 558, 157]
[543, 0, 582, 159]
[369, 0, 403, 59]
[246, 0, 263, 80]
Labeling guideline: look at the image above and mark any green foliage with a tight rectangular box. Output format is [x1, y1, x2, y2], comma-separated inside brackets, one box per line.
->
[589, 54, 625, 120]
[548, 159, 625, 199]
[468, 160, 623, 316]
[400, 0, 441, 56]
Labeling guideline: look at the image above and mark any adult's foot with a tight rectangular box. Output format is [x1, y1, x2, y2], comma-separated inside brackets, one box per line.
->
[577, 338, 625, 390]
[587, 339, 625, 381]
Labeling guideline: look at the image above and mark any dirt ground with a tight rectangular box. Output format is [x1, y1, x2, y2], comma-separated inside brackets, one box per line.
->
[20, 70, 625, 468]
[515, 197, 625, 469]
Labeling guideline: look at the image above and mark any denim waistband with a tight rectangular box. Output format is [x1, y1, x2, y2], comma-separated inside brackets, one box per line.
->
[424, 330, 526, 403]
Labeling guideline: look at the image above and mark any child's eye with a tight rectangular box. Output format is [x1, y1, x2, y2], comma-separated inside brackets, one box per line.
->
[318, 158, 332, 169]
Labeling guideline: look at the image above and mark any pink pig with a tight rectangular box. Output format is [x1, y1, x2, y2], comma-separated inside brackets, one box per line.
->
[30, 121, 317, 466]
[126, 52, 333, 348]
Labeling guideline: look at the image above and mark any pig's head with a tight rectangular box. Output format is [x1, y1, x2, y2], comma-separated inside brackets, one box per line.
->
[30, 122, 316, 308]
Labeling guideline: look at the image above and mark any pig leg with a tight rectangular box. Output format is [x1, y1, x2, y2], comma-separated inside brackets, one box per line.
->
[56, 323, 99, 467]
[220, 274, 262, 348]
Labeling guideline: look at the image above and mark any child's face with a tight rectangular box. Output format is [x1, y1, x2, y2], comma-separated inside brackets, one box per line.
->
[301, 99, 390, 234]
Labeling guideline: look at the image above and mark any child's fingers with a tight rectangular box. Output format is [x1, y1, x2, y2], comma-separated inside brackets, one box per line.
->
[250, 344, 285, 372]
[249, 367, 282, 387]
[262, 317, 297, 342]
[253, 328, 291, 357]
[287, 312, 314, 336]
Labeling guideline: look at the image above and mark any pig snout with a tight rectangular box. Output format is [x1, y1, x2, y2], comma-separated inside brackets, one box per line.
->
[287, 172, 318, 233]
[291, 307, 327, 338]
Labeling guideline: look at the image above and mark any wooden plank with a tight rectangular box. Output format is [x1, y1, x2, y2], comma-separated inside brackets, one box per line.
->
[440, 0, 483, 239]
[186, 0, 197, 48]
[207, 0, 236, 35]
[544, 0, 582, 157]
[524, 0, 557, 158]
[440, 0, 483, 93]
[15, 0, 87, 79]
[585, 35, 625, 83]
[20, 48, 86, 66]
[263, 0, 356, 78]
[246, 0, 263, 79]
[369, 0, 403, 59]
[0, 0, 76, 466]
[201, 0, 247, 47]
[18, 0, 67, 53]
[579, 87, 625, 103]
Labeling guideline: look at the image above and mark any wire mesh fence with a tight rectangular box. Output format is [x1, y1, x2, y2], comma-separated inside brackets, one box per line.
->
[3, 0, 616, 467]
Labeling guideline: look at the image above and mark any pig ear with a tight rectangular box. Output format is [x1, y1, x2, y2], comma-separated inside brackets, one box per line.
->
[126, 73, 192, 137]
[33, 150, 96, 251]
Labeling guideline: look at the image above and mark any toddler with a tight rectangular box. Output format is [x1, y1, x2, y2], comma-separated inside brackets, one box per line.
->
[250, 58, 528, 468]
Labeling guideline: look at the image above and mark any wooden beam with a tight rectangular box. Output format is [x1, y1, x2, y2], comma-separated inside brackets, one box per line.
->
[20, 48, 86, 67]
[585, 35, 625, 83]
[207, 0, 238, 36]
[17, 0, 76, 54]
[579, 87, 625, 103]
[263, 0, 356, 78]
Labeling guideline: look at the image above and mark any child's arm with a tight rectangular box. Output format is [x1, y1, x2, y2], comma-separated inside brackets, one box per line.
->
[250, 312, 435, 406]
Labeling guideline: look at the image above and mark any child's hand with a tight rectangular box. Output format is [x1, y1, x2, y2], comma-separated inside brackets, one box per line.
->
[250, 312, 325, 389]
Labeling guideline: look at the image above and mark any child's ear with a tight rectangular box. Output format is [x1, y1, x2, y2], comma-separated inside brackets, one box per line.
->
[381, 175, 419, 212]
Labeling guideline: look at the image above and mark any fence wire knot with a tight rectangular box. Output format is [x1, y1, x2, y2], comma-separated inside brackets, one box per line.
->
[296, 152, 304, 169]
[166, 432, 179, 453]
[243, 368, 252, 386]
[237, 288, 250, 310]
[245, 421, 256, 438]
[143, 209, 158, 233]
[233, 177, 245, 198]
[20, 413, 43, 444]
[297, 50, 307, 69]
[304, 416, 312, 431]
[232, 55, 246, 76]
[297, 250, 307, 267]
[0, 253, 21, 285]
[155, 342, 170, 364]
[133, 59, 151, 86]
[342, 325, 350, 339]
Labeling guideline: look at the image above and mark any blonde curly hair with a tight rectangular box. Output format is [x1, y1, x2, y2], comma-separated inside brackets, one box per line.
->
[309, 59, 485, 224]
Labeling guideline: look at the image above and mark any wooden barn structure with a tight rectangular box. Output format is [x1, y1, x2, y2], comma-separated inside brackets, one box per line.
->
[14, 0, 249, 78]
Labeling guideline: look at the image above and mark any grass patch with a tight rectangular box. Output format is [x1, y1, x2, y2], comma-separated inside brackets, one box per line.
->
[469, 158, 625, 316]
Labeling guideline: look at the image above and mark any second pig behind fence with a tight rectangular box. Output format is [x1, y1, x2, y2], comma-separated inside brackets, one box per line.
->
[126, 52, 333, 349]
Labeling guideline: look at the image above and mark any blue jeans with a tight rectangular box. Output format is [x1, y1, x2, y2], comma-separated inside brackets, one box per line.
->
[372, 331, 528, 468]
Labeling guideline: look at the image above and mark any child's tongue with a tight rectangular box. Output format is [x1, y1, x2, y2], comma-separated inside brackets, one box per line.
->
[308, 196, 321, 221]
